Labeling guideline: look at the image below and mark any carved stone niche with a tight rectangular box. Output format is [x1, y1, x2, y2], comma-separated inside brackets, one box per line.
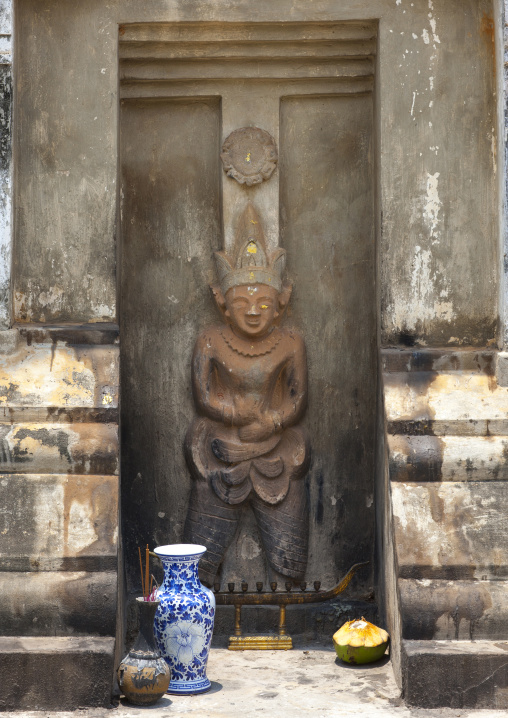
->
[183, 202, 310, 586]
[119, 21, 377, 596]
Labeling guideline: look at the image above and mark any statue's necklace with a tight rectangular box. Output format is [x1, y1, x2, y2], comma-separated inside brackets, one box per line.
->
[220, 326, 281, 357]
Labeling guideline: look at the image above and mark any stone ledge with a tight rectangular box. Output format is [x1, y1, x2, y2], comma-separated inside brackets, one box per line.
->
[496, 351, 508, 387]
[388, 435, 508, 482]
[392, 481, 508, 580]
[402, 639, 508, 709]
[0, 555, 118, 572]
[382, 348, 496, 374]
[0, 571, 117, 636]
[0, 342, 118, 408]
[0, 423, 119, 473]
[384, 372, 508, 423]
[387, 419, 508, 436]
[0, 474, 118, 559]
[0, 636, 115, 710]
[15, 324, 119, 346]
[0, 407, 119, 423]
[399, 579, 508, 640]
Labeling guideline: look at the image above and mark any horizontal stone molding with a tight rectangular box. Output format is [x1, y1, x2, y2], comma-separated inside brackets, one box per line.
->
[0, 636, 115, 710]
[402, 640, 508, 709]
[387, 419, 508, 437]
[0, 406, 119, 423]
[121, 57, 375, 82]
[121, 38, 376, 61]
[0, 571, 117, 637]
[120, 77, 374, 100]
[0, 555, 117, 572]
[0, 473, 118, 560]
[399, 579, 508, 641]
[382, 348, 496, 374]
[119, 20, 377, 97]
[16, 323, 119, 346]
[388, 435, 508, 482]
[384, 372, 508, 424]
[0, 341, 119, 408]
[398, 565, 508, 581]
[119, 21, 378, 44]
[0, 422, 118, 474]
[392, 481, 508, 581]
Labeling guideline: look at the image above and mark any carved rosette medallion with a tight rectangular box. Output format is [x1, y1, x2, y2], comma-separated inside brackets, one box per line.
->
[220, 127, 278, 186]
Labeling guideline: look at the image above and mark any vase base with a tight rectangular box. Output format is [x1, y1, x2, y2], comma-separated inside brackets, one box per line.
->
[228, 635, 293, 650]
[167, 677, 211, 695]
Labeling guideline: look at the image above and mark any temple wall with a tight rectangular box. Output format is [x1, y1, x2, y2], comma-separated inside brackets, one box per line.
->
[0, 0, 506, 708]
[11, 0, 500, 346]
[0, 0, 11, 330]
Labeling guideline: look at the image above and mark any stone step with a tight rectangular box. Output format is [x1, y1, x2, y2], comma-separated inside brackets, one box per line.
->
[0, 473, 118, 564]
[402, 639, 508, 709]
[382, 348, 496, 374]
[388, 435, 508, 482]
[399, 579, 508, 640]
[0, 635, 115, 710]
[0, 423, 118, 474]
[385, 371, 508, 436]
[391, 481, 508, 580]
[0, 339, 118, 408]
[0, 571, 117, 636]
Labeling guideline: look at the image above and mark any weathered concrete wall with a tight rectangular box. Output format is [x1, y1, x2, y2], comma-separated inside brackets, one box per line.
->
[0, 329, 119, 633]
[383, 348, 508, 707]
[13, 0, 118, 323]
[0, 0, 11, 330]
[503, 0, 508, 346]
[14, 0, 500, 341]
[10, 0, 505, 708]
[380, 0, 499, 347]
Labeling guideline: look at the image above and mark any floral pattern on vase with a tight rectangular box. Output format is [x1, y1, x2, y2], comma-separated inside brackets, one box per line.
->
[154, 544, 215, 694]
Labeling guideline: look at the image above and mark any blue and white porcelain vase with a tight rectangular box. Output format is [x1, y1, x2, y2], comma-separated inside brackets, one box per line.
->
[153, 544, 215, 695]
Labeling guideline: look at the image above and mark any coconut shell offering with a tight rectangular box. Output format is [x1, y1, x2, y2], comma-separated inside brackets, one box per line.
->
[333, 618, 389, 665]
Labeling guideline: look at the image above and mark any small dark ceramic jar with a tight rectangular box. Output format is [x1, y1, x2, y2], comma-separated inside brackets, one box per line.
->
[117, 598, 170, 705]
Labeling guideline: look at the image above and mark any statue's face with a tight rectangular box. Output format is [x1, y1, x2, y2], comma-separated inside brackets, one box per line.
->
[224, 284, 279, 338]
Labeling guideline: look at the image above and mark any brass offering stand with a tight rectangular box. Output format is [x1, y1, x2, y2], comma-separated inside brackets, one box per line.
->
[213, 562, 369, 650]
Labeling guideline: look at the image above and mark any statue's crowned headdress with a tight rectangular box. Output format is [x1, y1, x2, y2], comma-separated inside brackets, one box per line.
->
[214, 203, 286, 294]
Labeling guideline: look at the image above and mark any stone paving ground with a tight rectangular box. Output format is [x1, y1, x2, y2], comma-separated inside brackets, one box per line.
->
[5, 648, 508, 718]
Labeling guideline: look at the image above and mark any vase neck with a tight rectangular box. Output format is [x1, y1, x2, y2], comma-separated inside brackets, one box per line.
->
[131, 599, 160, 657]
[161, 555, 202, 592]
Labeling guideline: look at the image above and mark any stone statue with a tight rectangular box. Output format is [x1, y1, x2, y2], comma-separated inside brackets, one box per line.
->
[183, 202, 310, 586]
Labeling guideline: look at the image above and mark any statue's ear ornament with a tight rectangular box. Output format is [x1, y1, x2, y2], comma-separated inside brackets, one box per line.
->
[213, 203, 286, 294]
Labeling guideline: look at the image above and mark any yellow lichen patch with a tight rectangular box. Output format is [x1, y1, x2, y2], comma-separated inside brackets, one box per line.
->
[385, 371, 508, 423]
[0, 345, 96, 406]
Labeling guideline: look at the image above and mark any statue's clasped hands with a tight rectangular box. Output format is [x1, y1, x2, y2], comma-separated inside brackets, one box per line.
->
[238, 410, 282, 443]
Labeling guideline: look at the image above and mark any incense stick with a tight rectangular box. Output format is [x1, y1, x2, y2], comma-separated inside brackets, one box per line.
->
[145, 545, 150, 601]
[138, 546, 145, 598]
